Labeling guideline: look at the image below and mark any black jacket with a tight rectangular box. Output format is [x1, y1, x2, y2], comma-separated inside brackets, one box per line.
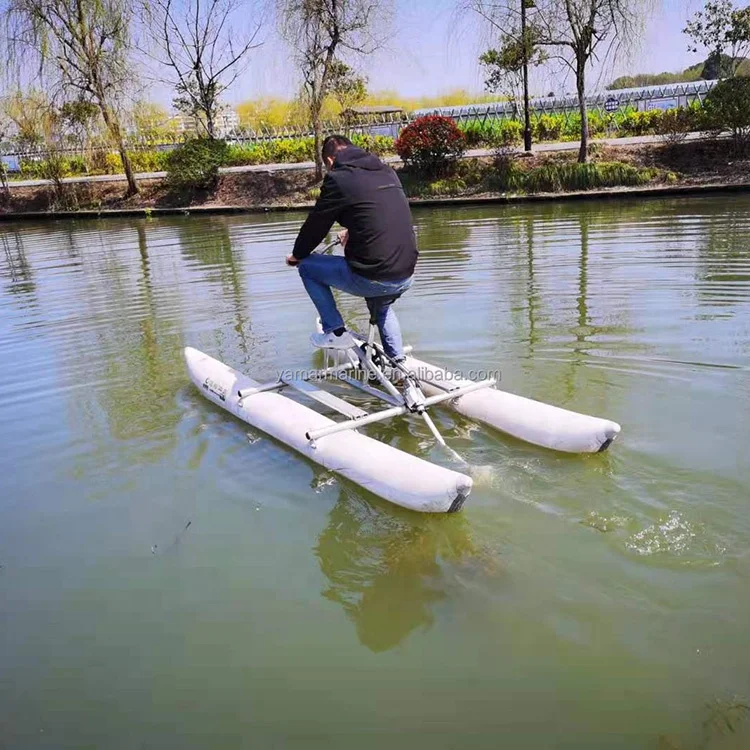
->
[292, 147, 418, 281]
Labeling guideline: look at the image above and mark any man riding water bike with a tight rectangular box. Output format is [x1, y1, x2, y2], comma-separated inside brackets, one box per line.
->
[286, 135, 418, 361]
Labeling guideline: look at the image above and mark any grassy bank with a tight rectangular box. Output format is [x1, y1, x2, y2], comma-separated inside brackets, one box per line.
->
[2, 139, 748, 216]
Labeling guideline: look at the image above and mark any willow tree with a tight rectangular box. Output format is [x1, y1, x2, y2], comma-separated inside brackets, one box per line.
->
[0, 89, 58, 149]
[142, 0, 263, 139]
[4, 0, 140, 194]
[470, 0, 647, 162]
[279, 0, 389, 179]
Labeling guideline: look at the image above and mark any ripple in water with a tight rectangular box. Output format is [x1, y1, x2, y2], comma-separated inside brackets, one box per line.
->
[312, 472, 338, 493]
[625, 511, 726, 564]
[581, 510, 633, 533]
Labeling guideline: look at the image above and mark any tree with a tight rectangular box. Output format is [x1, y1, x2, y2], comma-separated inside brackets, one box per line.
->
[4, 0, 141, 194]
[60, 100, 101, 150]
[131, 100, 181, 144]
[479, 15, 547, 150]
[328, 60, 368, 113]
[702, 51, 733, 78]
[703, 76, 750, 151]
[142, 0, 262, 139]
[468, 0, 646, 163]
[279, 0, 390, 180]
[0, 109, 12, 201]
[684, 0, 750, 78]
[0, 89, 57, 149]
[480, 33, 546, 100]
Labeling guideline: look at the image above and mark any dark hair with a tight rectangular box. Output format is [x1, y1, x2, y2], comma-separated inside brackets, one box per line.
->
[321, 134, 352, 162]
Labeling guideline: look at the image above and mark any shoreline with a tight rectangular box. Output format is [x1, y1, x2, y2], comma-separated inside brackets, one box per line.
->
[3, 138, 749, 221]
[2, 180, 749, 222]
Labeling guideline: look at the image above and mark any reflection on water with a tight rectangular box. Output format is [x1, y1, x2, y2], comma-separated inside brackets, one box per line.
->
[2, 229, 37, 307]
[1, 196, 750, 748]
[315, 489, 483, 652]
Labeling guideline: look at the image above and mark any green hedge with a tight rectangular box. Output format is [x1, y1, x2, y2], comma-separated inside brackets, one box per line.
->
[457, 103, 705, 145]
[19, 149, 171, 178]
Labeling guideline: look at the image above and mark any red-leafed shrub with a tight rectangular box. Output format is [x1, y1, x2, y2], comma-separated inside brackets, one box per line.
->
[395, 115, 466, 177]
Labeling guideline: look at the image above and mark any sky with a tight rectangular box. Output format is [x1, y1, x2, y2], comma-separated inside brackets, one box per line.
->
[221, 0, 715, 105]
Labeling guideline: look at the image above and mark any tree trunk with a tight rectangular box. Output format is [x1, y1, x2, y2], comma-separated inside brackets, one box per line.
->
[0, 163, 10, 201]
[99, 97, 139, 195]
[576, 57, 588, 164]
[206, 106, 216, 139]
[312, 99, 323, 181]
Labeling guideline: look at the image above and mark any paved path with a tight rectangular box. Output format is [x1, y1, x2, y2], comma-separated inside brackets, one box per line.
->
[6, 132, 708, 189]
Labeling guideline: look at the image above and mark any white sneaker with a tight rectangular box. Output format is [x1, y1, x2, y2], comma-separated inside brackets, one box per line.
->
[310, 330, 357, 350]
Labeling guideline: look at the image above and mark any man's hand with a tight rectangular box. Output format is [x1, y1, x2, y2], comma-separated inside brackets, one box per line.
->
[337, 229, 349, 248]
[286, 255, 300, 267]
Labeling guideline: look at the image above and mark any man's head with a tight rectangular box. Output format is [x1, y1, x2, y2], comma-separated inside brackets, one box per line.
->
[321, 135, 352, 171]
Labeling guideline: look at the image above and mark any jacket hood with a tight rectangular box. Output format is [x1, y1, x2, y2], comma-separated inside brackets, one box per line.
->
[333, 146, 384, 171]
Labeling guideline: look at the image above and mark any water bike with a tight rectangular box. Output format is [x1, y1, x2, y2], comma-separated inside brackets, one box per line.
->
[185, 243, 621, 513]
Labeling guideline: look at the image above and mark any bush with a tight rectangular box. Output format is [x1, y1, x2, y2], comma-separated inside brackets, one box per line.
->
[488, 150, 525, 192]
[395, 115, 466, 177]
[455, 158, 486, 187]
[165, 138, 230, 189]
[658, 107, 694, 145]
[493, 120, 523, 147]
[425, 177, 467, 196]
[88, 148, 112, 175]
[458, 119, 522, 148]
[534, 114, 563, 142]
[458, 120, 487, 147]
[618, 108, 663, 136]
[96, 149, 170, 175]
[225, 138, 316, 166]
[350, 134, 395, 156]
[523, 161, 657, 193]
[703, 77, 750, 152]
[19, 153, 91, 179]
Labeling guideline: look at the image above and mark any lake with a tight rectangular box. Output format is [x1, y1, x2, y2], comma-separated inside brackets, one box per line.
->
[1, 195, 749, 749]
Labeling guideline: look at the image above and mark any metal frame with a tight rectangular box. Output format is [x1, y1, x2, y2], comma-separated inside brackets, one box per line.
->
[238, 321, 495, 452]
[306, 378, 495, 443]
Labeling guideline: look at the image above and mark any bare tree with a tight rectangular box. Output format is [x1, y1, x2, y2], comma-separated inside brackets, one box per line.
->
[279, 0, 389, 179]
[4, 0, 141, 194]
[470, 0, 647, 162]
[142, 0, 263, 139]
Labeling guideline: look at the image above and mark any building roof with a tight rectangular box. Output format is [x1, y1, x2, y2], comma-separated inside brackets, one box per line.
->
[342, 106, 404, 115]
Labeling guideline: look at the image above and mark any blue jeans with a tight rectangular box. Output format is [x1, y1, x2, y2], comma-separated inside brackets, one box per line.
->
[298, 254, 413, 359]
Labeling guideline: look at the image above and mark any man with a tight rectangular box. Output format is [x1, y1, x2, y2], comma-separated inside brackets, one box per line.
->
[286, 134, 418, 361]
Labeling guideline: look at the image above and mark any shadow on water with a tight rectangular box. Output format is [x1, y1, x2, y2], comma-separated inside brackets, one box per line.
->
[314, 487, 496, 653]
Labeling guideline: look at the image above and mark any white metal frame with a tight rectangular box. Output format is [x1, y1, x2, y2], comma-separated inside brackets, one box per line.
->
[237, 327, 495, 452]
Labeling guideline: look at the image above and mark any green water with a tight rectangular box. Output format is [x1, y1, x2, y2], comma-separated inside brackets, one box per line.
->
[1, 196, 749, 749]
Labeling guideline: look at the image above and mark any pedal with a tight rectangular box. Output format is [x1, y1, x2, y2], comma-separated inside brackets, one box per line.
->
[402, 377, 426, 413]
